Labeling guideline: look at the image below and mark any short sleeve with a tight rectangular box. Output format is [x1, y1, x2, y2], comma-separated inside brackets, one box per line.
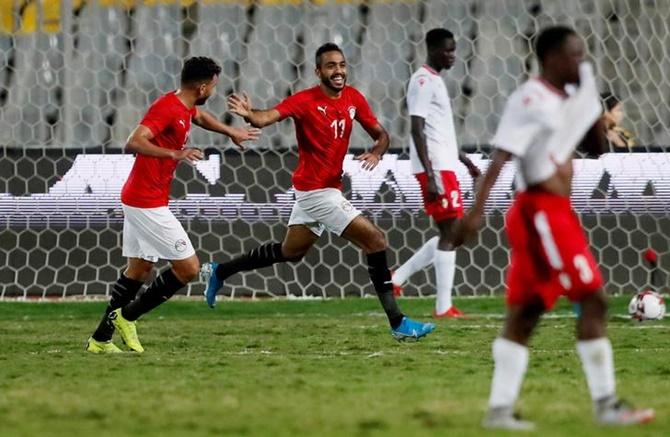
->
[140, 98, 174, 137]
[351, 88, 379, 131]
[406, 74, 433, 118]
[491, 89, 560, 157]
[275, 93, 302, 121]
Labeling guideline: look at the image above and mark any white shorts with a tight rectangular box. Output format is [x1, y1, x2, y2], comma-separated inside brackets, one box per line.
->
[122, 204, 195, 263]
[288, 188, 361, 236]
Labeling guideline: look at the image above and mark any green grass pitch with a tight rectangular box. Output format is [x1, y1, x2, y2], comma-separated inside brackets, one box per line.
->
[0, 296, 668, 436]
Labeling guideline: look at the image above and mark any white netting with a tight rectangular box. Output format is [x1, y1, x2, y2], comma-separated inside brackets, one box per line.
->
[0, 0, 669, 299]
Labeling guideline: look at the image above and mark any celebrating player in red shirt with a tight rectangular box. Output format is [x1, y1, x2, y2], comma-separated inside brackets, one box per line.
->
[86, 57, 259, 354]
[202, 43, 435, 341]
[455, 27, 654, 429]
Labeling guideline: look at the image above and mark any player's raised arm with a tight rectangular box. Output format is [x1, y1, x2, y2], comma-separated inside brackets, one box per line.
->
[227, 92, 281, 128]
[354, 122, 390, 171]
[192, 108, 260, 151]
[125, 125, 203, 163]
[454, 149, 511, 246]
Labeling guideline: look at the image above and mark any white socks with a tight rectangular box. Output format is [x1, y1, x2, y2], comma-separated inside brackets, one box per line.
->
[488, 338, 529, 409]
[393, 237, 456, 313]
[577, 338, 616, 402]
[434, 249, 456, 314]
[392, 236, 438, 285]
[487, 336, 615, 411]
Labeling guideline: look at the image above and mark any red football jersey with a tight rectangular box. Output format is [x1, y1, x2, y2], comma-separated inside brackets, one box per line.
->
[275, 85, 379, 191]
[121, 92, 197, 208]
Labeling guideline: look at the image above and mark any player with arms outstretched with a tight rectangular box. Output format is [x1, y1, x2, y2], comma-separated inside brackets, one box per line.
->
[86, 57, 260, 353]
[202, 43, 435, 341]
[456, 26, 654, 429]
[391, 28, 480, 318]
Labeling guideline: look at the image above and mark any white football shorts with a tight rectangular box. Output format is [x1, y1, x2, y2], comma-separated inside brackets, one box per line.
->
[288, 188, 362, 237]
[122, 204, 195, 262]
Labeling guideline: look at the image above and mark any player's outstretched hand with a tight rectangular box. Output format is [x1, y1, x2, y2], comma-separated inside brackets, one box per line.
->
[453, 209, 483, 247]
[227, 92, 252, 118]
[354, 152, 381, 171]
[229, 126, 261, 151]
[173, 148, 203, 164]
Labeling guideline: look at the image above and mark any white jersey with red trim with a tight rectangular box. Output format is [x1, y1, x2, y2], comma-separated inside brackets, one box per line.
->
[490, 78, 566, 190]
[406, 65, 459, 173]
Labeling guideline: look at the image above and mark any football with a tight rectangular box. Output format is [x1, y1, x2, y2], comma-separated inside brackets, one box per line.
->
[628, 290, 666, 321]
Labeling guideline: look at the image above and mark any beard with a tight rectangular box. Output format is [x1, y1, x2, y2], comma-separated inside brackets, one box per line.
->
[321, 74, 346, 92]
[195, 95, 210, 106]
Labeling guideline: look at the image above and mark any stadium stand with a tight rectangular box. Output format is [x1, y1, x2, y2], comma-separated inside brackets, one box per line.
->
[0, 0, 668, 150]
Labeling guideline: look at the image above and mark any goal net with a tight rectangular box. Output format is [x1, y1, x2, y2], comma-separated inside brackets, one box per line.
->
[1, 0, 669, 299]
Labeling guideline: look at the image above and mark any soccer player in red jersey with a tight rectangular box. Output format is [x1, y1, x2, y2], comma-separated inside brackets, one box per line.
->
[86, 57, 260, 353]
[202, 43, 435, 341]
[455, 27, 654, 429]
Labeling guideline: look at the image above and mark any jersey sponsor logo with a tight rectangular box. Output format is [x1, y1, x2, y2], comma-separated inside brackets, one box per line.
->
[348, 106, 356, 120]
[419, 77, 426, 87]
[174, 239, 188, 252]
[178, 119, 186, 128]
[317, 105, 328, 116]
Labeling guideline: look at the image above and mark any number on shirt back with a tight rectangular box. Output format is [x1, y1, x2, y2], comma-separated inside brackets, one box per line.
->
[450, 190, 461, 208]
[330, 119, 345, 139]
[573, 254, 594, 283]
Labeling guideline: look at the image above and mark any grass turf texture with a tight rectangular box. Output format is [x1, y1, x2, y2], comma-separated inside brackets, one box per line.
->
[0, 296, 668, 437]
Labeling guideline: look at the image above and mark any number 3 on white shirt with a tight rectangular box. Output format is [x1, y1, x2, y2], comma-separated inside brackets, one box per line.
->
[330, 119, 345, 139]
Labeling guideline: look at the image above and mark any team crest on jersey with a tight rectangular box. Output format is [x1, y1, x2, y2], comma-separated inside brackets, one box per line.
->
[348, 106, 356, 120]
[174, 239, 188, 252]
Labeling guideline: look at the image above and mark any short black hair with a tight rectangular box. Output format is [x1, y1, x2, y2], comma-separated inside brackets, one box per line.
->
[534, 25, 577, 62]
[180, 57, 221, 86]
[601, 92, 620, 111]
[315, 43, 344, 67]
[426, 28, 454, 50]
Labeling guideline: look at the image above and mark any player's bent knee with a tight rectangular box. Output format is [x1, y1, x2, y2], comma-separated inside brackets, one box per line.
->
[580, 290, 608, 318]
[178, 268, 199, 283]
[125, 262, 154, 282]
[367, 231, 387, 253]
[172, 258, 200, 283]
[282, 249, 307, 262]
[504, 299, 544, 343]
